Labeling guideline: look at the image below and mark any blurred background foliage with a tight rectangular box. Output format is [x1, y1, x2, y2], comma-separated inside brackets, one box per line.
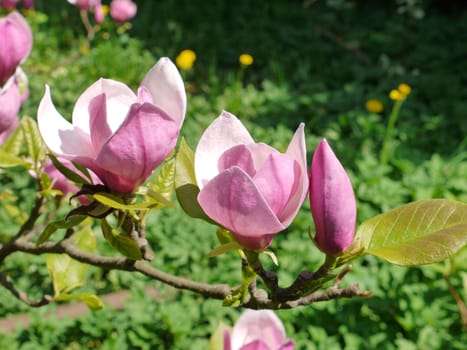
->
[1, 0, 466, 348]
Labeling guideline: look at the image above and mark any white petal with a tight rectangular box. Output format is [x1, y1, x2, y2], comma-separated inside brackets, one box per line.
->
[281, 123, 308, 226]
[72, 78, 136, 134]
[140, 57, 186, 127]
[37, 85, 94, 158]
[194, 111, 254, 189]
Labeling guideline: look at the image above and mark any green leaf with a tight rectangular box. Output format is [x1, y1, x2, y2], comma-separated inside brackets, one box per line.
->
[0, 124, 24, 156]
[54, 293, 103, 310]
[46, 226, 96, 295]
[20, 116, 46, 168]
[37, 215, 86, 244]
[137, 187, 175, 208]
[101, 218, 142, 260]
[94, 192, 158, 211]
[354, 199, 467, 266]
[209, 321, 231, 350]
[174, 138, 212, 221]
[49, 153, 90, 185]
[146, 158, 175, 205]
[0, 149, 30, 168]
[208, 241, 242, 258]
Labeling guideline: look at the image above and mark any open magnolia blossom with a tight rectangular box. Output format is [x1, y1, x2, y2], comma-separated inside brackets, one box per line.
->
[0, 11, 32, 86]
[110, 0, 138, 23]
[309, 139, 356, 255]
[224, 310, 295, 350]
[38, 57, 186, 193]
[195, 111, 308, 250]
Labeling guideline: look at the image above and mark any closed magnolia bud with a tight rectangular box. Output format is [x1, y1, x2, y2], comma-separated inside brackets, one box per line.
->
[309, 139, 356, 255]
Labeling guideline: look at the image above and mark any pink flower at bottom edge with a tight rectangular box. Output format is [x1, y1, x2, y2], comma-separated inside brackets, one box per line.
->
[224, 310, 295, 350]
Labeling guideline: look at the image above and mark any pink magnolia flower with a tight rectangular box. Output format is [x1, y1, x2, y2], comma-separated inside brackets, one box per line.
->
[94, 1, 104, 23]
[0, 0, 21, 9]
[38, 58, 186, 194]
[0, 78, 21, 143]
[0, 11, 33, 86]
[22, 0, 34, 9]
[109, 0, 137, 23]
[195, 111, 308, 250]
[67, 0, 97, 11]
[43, 159, 99, 204]
[309, 139, 356, 255]
[224, 310, 295, 350]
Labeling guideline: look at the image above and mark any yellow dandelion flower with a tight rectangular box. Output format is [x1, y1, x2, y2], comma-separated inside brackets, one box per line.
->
[398, 83, 411, 96]
[389, 89, 403, 101]
[365, 99, 384, 113]
[101, 4, 109, 16]
[176, 49, 197, 70]
[239, 53, 254, 67]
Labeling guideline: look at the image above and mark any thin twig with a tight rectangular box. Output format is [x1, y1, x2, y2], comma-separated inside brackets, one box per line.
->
[0, 272, 53, 307]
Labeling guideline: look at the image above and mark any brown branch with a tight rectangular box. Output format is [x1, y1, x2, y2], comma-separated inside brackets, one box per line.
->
[13, 239, 232, 300]
[313, 25, 374, 67]
[0, 194, 44, 263]
[1, 234, 370, 310]
[444, 274, 467, 330]
[0, 272, 53, 307]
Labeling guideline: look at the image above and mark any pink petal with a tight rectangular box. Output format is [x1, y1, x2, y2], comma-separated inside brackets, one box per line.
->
[198, 167, 284, 250]
[88, 93, 112, 152]
[195, 111, 254, 189]
[224, 330, 232, 350]
[231, 310, 287, 350]
[0, 79, 21, 132]
[310, 139, 356, 255]
[0, 12, 32, 85]
[279, 340, 296, 350]
[140, 57, 186, 127]
[72, 78, 136, 135]
[239, 341, 270, 350]
[109, 0, 137, 23]
[253, 153, 300, 218]
[218, 144, 256, 177]
[96, 103, 179, 192]
[37, 85, 94, 159]
[279, 123, 308, 226]
[247, 142, 278, 169]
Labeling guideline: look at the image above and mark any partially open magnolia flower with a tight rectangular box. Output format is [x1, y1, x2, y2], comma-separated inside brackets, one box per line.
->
[195, 111, 308, 250]
[309, 139, 356, 255]
[0, 11, 32, 86]
[224, 310, 295, 350]
[38, 58, 186, 193]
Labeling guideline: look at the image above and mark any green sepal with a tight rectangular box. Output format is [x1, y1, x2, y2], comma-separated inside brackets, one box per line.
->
[223, 252, 257, 307]
[144, 157, 176, 208]
[37, 215, 86, 245]
[49, 153, 90, 185]
[208, 241, 242, 258]
[66, 201, 113, 220]
[208, 321, 231, 350]
[0, 123, 24, 156]
[93, 192, 161, 211]
[54, 293, 103, 310]
[20, 116, 46, 169]
[354, 199, 467, 266]
[0, 149, 30, 169]
[101, 218, 143, 260]
[174, 138, 213, 222]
